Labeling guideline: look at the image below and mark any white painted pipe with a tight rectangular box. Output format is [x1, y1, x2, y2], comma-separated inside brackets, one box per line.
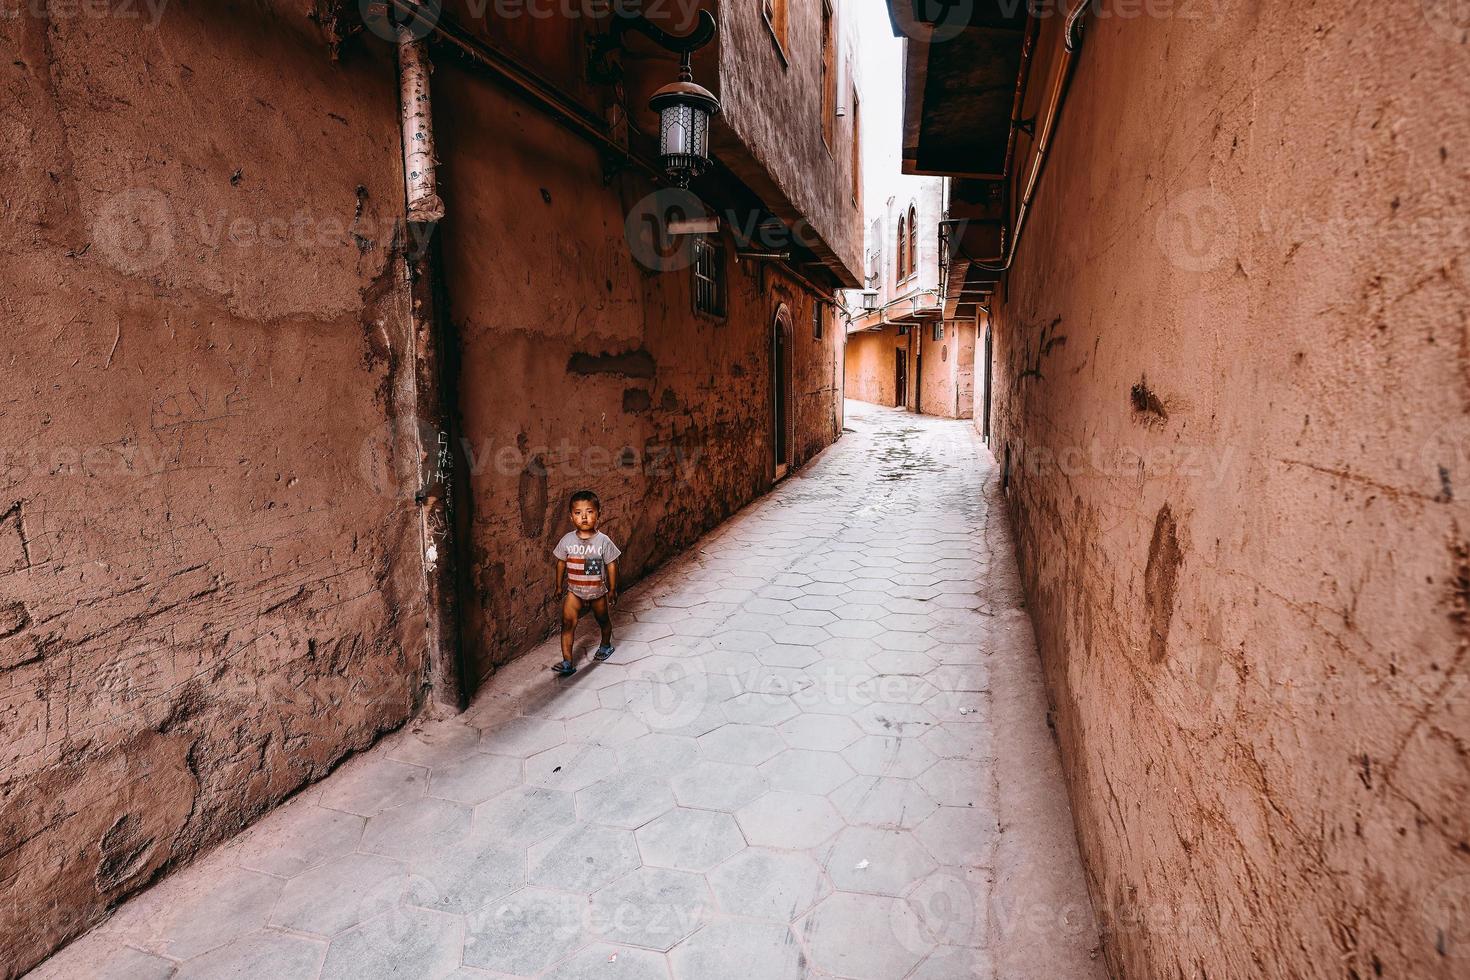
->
[398, 24, 445, 224]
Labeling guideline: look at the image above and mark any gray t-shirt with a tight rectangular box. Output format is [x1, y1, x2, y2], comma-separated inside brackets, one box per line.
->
[554, 531, 622, 599]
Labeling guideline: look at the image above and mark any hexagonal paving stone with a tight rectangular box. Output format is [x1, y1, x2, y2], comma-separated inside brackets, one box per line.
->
[878, 612, 936, 633]
[928, 665, 990, 693]
[577, 772, 677, 829]
[753, 643, 822, 669]
[759, 749, 855, 795]
[821, 826, 938, 896]
[793, 593, 845, 611]
[843, 735, 940, 779]
[920, 723, 995, 762]
[472, 785, 575, 846]
[867, 650, 940, 676]
[914, 806, 1001, 867]
[526, 742, 619, 793]
[33, 944, 177, 980]
[272, 853, 407, 937]
[385, 719, 482, 768]
[462, 886, 587, 975]
[616, 731, 699, 774]
[636, 808, 745, 871]
[564, 706, 651, 746]
[670, 759, 770, 811]
[174, 930, 324, 979]
[735, 791, 842, 849]
[697, 723, 786, 765]
[428, 752, 523, 804]
[859, 673, 938, 707]
[707, 848, 829, 923]
[361, 798, 473, 861]
[797, 892, 931, 980]
[784, 608, 837, 627]
[522, 685, 605, 721]
[916, 759, 991, 808]
[480, 715, 566, 758]
[320, 907, 461, 980]
[528, 824, 642, 892]
[905, 872, 991, 949]
[542, 943, 671, 980]
[405, 829, 524, 914]
[722, 691, 800, 726]
[829, 775, 939, 830]
[669, 919, 804, 980]
[776, 712, 864, 752]
[853, 701, 938, 737]
[153, 867, 284, 959]
[234, 805, 364, 878]
[908, 946, 999, 980]
[825, 619, 888, 640]
[711, 629, 773, 653]
[589, 866, 712, 950]
[699, 647, 762, 675]
[318, 758, 427, 817]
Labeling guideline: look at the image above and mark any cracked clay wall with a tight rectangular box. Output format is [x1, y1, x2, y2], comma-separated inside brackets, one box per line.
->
[985, 5, 1470, 979]
[1, 5, 427, 974]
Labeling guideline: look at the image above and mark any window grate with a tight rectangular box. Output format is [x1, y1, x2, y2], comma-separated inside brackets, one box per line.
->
[693, 237, 726, 318]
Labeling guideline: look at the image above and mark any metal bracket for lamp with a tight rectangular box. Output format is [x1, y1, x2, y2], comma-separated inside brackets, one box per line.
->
[589, 8, 718, 84]
[589, 7, 721, 189]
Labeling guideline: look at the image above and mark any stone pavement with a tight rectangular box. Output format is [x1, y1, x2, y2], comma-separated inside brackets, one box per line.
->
[31, 403, 1104, 980]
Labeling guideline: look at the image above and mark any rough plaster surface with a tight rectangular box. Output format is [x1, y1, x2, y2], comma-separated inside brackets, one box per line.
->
[0, 6, 429, 975]
[985, 6, 1470, 978]
[433, 61, 843, 687]
[1, 5, 848, 975]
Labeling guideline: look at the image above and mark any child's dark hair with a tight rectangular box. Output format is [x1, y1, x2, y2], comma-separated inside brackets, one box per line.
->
[569, 490, 601, 511]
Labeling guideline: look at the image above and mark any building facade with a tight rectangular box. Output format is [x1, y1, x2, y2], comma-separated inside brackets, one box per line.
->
[1, 1, 862, 973]
[886, 1, 1470, 978]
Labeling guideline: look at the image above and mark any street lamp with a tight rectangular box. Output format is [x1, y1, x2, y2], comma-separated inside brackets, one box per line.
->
[650, 54, 721, 188]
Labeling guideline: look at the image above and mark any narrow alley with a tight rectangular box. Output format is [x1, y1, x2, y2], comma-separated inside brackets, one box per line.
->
[28, 406, 1101, 980]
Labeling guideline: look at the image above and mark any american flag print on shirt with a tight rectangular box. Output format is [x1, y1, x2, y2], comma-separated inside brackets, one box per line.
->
[554, 530, 622, 600]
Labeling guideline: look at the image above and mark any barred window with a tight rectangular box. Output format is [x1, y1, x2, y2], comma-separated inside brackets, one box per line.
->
[693, 237, 726, 318]
[933, 322, 944, 342]
[813, 302, 824, 340]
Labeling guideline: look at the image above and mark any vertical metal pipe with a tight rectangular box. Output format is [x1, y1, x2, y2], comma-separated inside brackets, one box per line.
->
[397, 25, 465, 711]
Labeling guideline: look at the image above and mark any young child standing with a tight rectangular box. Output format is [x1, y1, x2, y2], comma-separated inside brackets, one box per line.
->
[551, 490, 622, 676]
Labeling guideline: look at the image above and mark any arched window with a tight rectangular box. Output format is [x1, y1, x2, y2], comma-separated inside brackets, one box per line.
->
[907, 204, 918, 279]
[896, 214, 908, 283]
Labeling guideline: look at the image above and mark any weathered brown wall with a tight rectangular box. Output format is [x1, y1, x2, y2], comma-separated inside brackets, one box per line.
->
[987, 5, 1470, 978]
[845, 327, 904, 407]
[433, 61, 842, 682]
[1, 4, 426, 975]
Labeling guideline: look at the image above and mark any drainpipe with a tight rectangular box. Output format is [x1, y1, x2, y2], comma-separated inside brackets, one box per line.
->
[397, 24, 467, 711]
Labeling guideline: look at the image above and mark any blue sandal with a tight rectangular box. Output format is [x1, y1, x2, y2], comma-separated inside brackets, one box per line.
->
[552, 660, 577, 677]
[594, 644, 615, 662]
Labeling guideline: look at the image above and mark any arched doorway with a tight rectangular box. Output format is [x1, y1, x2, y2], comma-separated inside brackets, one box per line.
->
[772, 305, 794, 481]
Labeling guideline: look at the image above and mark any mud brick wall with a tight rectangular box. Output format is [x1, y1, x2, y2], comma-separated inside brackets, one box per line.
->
[0, 5, 427, 973]
[1, 5, 847, 973]
[985, 5, 1470, 978]
[431, 59, 844, 686]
